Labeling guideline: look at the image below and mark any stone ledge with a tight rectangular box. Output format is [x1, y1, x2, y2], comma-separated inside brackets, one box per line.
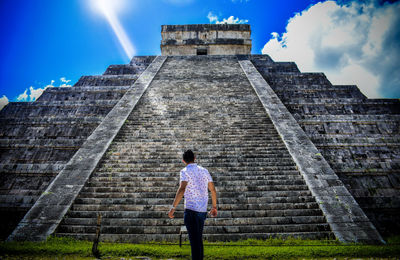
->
[0, 138, 86, 148]
[5, 100, 117, 107]
[161, 24, 250, 32]
[0, 163, 64, 174]
[316, 143, 400, 148]
[7, 56, 167, 242]
[161, 39, 251, 46]
[284, 98, 398, 105]
[0, 117, 103, 125]
[239, 59, 385, 244]
[44, 86, 130, 92]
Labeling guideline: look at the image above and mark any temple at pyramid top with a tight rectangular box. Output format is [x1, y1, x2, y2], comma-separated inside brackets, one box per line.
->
[161, 24, 251, 55]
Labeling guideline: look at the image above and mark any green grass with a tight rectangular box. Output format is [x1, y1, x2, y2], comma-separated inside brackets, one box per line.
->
[1, 236, 400, 259]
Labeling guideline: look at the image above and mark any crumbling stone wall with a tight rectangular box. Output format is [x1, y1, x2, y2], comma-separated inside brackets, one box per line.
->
[0, 56, 155, 239]
[251, 54, 400, 237]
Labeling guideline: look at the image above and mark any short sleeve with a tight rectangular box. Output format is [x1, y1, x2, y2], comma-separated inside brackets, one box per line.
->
[205, 169, 212, 182]
[180, 170, 188, 182]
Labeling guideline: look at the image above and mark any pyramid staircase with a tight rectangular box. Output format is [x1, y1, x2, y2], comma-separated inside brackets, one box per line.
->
[55, 56, 333, 242]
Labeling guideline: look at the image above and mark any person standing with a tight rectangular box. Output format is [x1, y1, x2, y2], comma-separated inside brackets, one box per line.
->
[168, 150, 218, 260]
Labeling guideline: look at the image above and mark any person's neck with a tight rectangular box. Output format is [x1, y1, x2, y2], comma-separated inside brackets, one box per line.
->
[186, 162, 195, 166]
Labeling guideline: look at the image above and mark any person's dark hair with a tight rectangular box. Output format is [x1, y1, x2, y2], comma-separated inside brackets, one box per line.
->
[183, 150, 195, 163]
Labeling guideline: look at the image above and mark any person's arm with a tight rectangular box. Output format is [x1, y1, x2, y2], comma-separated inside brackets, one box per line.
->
[208, 182, 218, 217]
[168, 181, 188, 219]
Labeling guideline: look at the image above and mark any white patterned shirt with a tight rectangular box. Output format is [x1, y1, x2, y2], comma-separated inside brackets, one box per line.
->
[180, 163, 213, 212]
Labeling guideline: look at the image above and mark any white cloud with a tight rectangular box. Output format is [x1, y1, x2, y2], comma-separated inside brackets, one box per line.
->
[60, 77, 71, 83]
[207, 12, 248, 24]
[262, 0, 400, 98]
[0, 95, 9, 111]
[17, 89, 28, 101]
[13, 78, 73, 102]
[29, 86, 45, 102]
[207, 12, 218, 23]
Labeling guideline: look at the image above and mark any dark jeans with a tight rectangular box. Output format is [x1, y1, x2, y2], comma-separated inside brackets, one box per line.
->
[184, 209, 207, 260]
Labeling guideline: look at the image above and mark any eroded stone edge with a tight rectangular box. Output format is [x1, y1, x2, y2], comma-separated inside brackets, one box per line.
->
[7, 56, 167, 241]
[238, 59, 385, 244]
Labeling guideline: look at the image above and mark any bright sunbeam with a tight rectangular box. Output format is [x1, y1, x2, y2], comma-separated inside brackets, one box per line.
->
[90, 0, 135, 60]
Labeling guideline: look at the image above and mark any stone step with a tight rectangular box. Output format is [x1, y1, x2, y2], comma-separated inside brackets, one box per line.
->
[97, 160, 296, 168]
[108, 142, 287, 148]
[95, 165, 299, 173]
[65, 208, 323, 219]
[74, 75, 138, 87]
[70, 202, 319, 212]
[272, 84, 360, 92]
[104, 154, 293, 161]
[122, 110, 271, 115]
[89, 174, 303, 183]
[336, 168, 400, 174]
[285, 98, 400, 106]
[0, 194, 38, 208]
[80, 184, 309, 193]
[311, 135, 400, 142]
[42, 86, 131, 92]
[57, 223, 330, 235]
[129, 56, 156, 66]
[103, 64, 143, 75]
[91, 170, 301, 178]
[55, 231, 333, 242]
[0, 163, 64, 174]
[298, 114, 400, 122]
[316, 142, 400, 148]
[127, 107, 267, 113]
[123, 120, 275, 125]
[85, 179, 305, 188]
[287, 103, 400, 116]
[103, 149, 291, 155]
[38, 91, 125, 102]
[113, 135, 283, 141]
[98, 165, 296, 173]
[73, 196, 315, 206]
[95, 166, 298, 173]
[107, 140, 285, 145]
[90, 174, 303, 182]
[3, 100, 117, 107]
[0, 117, 103, 125]
[263, 72, 331, 83]
[0, 138, 85, 148]
[0, 147, 78, 164]
[115, 132, 278, 137]
[100, 151, 292, 158]
[0, 105, 112, 118]
[0, 189, 43, 196]
[203, 232, 333, 242]
[77, 190, 313, 199]
[114, 135, 282, 141]
[61, 215, 325, 226]
[118, 124, 276, 130]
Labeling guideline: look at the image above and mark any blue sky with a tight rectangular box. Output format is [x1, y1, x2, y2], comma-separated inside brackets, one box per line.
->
[0, 0, 399, 109]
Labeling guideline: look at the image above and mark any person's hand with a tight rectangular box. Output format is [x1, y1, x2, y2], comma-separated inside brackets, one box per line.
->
[209, 207, 217, 217]
[168, 207, 175, 219]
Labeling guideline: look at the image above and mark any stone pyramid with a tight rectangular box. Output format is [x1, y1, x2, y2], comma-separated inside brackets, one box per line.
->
[2, 24, 399, 243]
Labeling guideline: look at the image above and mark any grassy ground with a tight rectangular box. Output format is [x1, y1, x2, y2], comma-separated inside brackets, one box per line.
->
[1, 236, 400, 259]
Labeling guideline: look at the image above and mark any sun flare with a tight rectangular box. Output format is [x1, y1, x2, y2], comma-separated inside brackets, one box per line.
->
[89, 0, 135, 60]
